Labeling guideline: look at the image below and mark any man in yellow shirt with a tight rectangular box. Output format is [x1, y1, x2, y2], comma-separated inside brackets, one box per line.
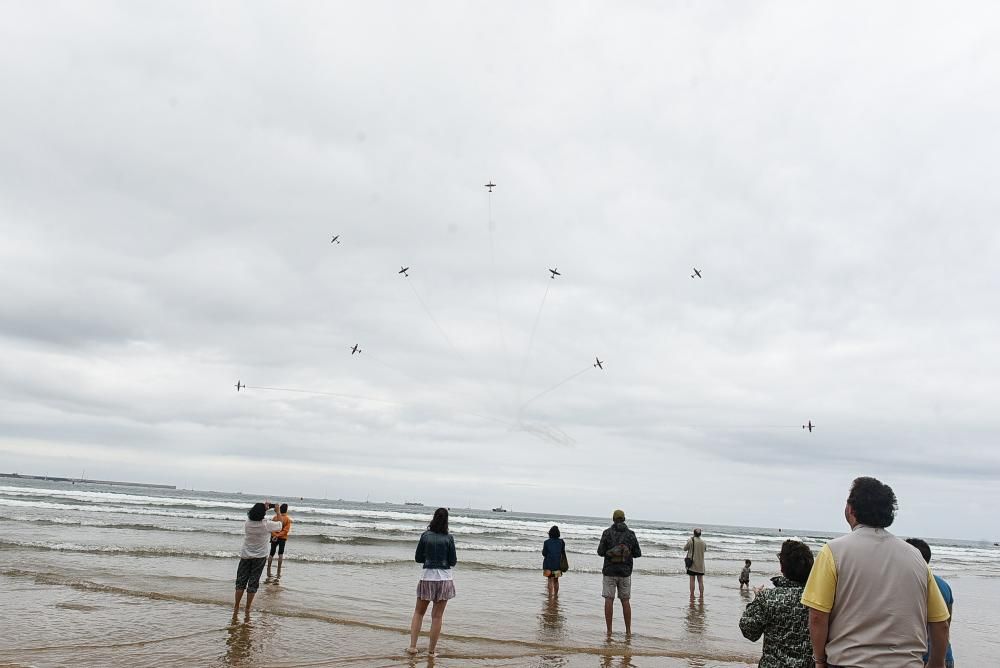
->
[801, 477, 950, 668]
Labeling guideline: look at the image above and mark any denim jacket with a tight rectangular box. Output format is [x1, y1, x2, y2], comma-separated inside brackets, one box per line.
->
[414, 530, 457, 569]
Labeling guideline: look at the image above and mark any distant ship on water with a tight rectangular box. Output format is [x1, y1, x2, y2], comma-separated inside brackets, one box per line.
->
[492, 506, 507, 513]
[404, 501, 424, 506]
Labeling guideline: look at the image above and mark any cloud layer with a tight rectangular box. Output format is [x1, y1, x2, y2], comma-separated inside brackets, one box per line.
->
[2, 2, 999, 539]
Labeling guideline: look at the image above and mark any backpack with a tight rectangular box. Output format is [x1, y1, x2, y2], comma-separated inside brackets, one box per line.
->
[606, 534, 632, 563]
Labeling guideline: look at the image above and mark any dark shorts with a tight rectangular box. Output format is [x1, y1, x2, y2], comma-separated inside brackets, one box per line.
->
[687, 569, 704, 577]
[269, 538, 286, 556]
[235, 557, 267, 593]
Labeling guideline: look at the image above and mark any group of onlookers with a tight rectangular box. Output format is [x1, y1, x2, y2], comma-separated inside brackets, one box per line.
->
[739, 476, 954, 668]
[233, 476, 955, 667]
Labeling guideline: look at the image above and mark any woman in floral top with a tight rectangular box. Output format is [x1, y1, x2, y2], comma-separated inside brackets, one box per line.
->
[739, 539, 815, 668]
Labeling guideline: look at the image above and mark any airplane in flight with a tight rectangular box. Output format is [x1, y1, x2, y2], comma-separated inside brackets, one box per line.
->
[691, 268, 702, 278]
[351, 344, 361, 355]
[330, 235, 340, 244]
[803, 420, 815, 433]
[548, 268, 561, 279]
[484, 181, 496, 192]
[594, 357, 604, 370]
[399, 266, 409, 277]
[235, 381, 244, 392]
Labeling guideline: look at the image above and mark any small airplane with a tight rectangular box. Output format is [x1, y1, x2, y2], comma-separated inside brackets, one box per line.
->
[398, 266, 409, 277]
[548, 268, 561, 279]
[691, 268, 702, 278]
[803, 421, 815, 433]
[484, 181, 496, 192]
[594, 357, 604, 370]
[235, 381, 244, 392]
[330, 235, 340, 244]
[350, 344, 361, 355]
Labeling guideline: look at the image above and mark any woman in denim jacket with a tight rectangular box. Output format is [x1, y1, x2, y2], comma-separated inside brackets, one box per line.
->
[407, 507, 457, 657]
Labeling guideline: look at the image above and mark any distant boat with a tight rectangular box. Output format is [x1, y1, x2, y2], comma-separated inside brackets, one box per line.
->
[404, 501, 424, 506]
[492, 506, 507, 513]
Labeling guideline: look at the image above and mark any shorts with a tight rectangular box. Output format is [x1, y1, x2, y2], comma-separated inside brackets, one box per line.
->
[417, 580, 456, 601]
[739, 577, 749, 585]
[543, 569, 562, 578]
[269, 538, 286, 556]
[235, 557, 267, 593]
[602, 575, 631, 600]
[687, 569, 704, 577]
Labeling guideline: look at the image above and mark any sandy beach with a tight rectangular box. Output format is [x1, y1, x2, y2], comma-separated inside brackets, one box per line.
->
[1, 479, 997, 667]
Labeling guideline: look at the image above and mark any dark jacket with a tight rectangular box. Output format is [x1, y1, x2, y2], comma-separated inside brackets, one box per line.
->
[414, 530, 457, 570]
[597, 521, 641, 577]
[739, 576, 812, 668]
[542, 537, 565, 571]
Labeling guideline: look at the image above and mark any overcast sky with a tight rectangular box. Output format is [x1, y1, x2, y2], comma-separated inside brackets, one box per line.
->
[2, 2, 999, 540]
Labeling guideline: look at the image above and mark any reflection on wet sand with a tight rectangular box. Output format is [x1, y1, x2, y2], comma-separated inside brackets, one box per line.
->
[538, 593, 566, 642]
[222, 619, 254, 667]
[600, 636, 635, 668]
[222, 615, 277, 667]
[685, 599, 707, 635]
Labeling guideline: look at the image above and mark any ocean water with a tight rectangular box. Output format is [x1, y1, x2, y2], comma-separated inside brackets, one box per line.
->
[1, 479, 996, 667]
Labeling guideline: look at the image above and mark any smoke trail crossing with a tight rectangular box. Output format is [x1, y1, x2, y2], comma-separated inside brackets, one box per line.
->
[518, 364, 593, 412]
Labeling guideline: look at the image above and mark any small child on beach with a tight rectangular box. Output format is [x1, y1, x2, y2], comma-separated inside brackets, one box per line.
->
[739, 559, 751, 589]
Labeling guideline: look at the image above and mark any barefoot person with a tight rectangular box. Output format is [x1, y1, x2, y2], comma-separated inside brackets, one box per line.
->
[684, 528, 707, 600]
[739, 559, 752, 590]
[597, 509, 641, 636]
[233, 501, 283, 619]
[267, 503, 292, 578]
[407, 507, 457, 657]
[542, 525, 566, 596]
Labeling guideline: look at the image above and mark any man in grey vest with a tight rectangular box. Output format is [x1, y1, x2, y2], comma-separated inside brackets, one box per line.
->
[801, 477, 950, 668]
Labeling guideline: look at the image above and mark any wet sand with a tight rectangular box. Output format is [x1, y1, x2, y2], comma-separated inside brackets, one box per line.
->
[2, 481, 997, 666]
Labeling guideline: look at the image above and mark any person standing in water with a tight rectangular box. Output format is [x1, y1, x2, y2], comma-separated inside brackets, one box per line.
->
[685, 528, 707, 600]
[267, 503, 292, 579]
[407, 507, 457, 657]
[542, 525, 566, 596]
[739, 559, 752, 590]
[233, 501, 283, 619]
[597, 509, 642, 636]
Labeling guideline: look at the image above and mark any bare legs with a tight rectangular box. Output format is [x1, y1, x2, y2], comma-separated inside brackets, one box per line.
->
[267, 554, 283, 578]
[428, 600, 448, 653]
[688, 574, 704, 599]
[408, 599, 429, 653]
[408, 599, 449, 655]
[547, 576, 560, 596]
[233, 589, 256, 619]
[604, 597, 632, 635]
